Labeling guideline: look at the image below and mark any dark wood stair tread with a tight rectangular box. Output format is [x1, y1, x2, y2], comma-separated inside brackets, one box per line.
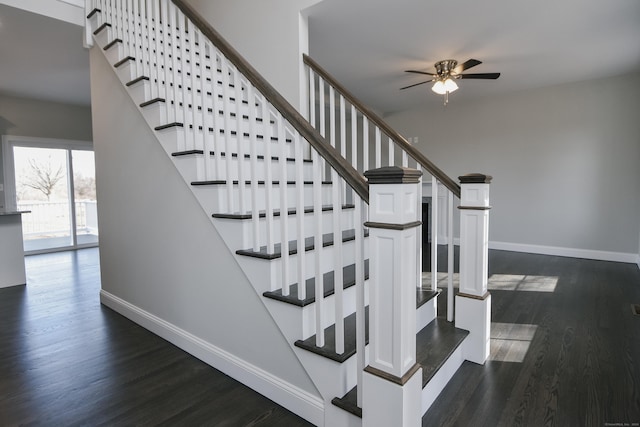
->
[294, 307, 369, 363]
[417, 318, 468, 387]
[417, 288, 440, 309]
[87, 8, 101, 19]
[331, 386, 362, 418]
[332, 318, 468, 418]
[293, 288, 438, 363]
[213, 204, 354, 220]
[263, 260, 369, 307]
[191, 180, 332, 186]
[236, 229, 365, 260]
[331, 386, 361, 418]
[154, 122, 292, 143]
[172, 149, 311, 164]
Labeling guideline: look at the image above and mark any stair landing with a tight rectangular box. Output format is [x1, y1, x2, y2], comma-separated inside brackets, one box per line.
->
[331, 317, 468, 418]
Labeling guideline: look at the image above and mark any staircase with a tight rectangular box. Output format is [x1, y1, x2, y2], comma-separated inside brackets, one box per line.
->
[85, 1, 492, 425]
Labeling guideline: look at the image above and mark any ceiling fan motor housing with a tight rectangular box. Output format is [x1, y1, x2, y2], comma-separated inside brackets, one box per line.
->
[435, 59, 458, 79]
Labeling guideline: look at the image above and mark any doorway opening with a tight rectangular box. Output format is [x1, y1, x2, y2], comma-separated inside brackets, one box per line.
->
[2, 136, 98, 254]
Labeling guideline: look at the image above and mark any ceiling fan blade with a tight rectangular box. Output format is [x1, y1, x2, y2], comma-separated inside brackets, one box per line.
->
[400, 80, 432, 90]
[453, 59, 482, 74]
[404, 70, 435, 76]
[459, 72, 501, 79]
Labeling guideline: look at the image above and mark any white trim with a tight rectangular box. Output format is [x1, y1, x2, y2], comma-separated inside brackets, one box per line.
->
[489, 240, 638, 264]
[99, 290, 325, 426]
[0, 0, 85, 26]
[436, 238, 638, 264]
[57, 0, 84, 7]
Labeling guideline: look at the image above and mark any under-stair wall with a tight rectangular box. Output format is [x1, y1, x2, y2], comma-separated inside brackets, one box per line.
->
[90, 47, 325, 423]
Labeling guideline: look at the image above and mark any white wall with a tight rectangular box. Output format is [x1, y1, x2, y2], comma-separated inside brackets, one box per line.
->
[0, 94, 92, 209]
[0, 0, 84, 25]
[637, 228, 640, 270]
[185, 0, 321, 112]
[89, 47, 321, 415]
[386, 72, 640, 262]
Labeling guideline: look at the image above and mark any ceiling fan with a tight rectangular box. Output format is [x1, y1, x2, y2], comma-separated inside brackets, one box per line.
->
[401, 59, 500, 105]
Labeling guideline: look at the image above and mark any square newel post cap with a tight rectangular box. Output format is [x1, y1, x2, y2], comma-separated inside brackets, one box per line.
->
[365, 166, 422, 184]
[459, 173, 492, 184]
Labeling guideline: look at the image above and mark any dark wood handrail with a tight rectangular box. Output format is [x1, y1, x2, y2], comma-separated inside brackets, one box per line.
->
[171, 0, 369, 203]
[303, 54, 461, 198]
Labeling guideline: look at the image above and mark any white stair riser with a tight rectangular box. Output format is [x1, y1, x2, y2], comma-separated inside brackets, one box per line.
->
[212, 208, 356, 252]
[236, 238, 367, 296]
[100, 40, 223, 94]
[127, 77, 152, 105]
[296, 280, 370, 340]
[416, 297, 437, 332]
[262, 280, 364, 341]
[142, 101, 274, 139]
[103, 41, 125, 65]
[171, 152, 314, 184]
[155, 127, 295, 160]
[190, 183, 335, 215]
[94, 26, 113, 48]
[295, 346, 364, 410]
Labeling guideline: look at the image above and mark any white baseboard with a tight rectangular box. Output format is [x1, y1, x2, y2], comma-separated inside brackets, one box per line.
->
[489, 241, 637, 264]
[100, 290, 324, 426]
[636, 254, 640, 270]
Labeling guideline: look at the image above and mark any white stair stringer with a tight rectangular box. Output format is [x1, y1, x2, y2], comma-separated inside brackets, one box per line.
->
[90, 15, 370, 424]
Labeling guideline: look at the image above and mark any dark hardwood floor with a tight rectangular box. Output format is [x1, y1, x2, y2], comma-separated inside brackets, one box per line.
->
[0, 248, 312, 427]
[2, 247, 639, 426]
[425, 250, 640, 427]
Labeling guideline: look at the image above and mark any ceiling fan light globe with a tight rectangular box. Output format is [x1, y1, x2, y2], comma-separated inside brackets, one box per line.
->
[432, 80, 447, 95]
[444, 78, 458, 92]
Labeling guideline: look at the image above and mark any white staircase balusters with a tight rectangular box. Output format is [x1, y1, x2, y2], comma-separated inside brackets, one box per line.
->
[166, 0, 179, 128]
[363, 116, 369, 172]
[318, 77, 326, 138]
[261, 100, 275, 255]
[305, 56, 461, 321]
[277, 113, 291, 295]
[198, 31, 214, 182]
[248, 85, 261, 252]
[332, 170, 344, 355]
[151, 0, 162, 101]
[234, 67, 248, 215]
[431, 175, 438, 292]
[447, 190, 455, 322]
[295, 133, 307, 300]
[374, 128, 381, 169]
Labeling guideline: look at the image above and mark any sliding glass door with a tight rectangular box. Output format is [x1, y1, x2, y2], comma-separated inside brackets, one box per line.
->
[2, 136, 98, 254]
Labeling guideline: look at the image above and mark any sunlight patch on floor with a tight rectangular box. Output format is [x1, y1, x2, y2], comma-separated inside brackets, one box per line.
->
[488, 274, 558, 292]
[489, 322, 538, 363]
[421, 273, 558, 292]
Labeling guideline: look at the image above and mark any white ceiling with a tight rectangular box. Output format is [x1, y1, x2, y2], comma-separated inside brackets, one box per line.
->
[306, 0, 640, 114]
[1, 0, 639, 113]
[0, 3, 90, 106]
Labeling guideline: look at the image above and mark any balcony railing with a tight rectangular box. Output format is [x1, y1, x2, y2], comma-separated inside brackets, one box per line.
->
[17, 200, 98, 239]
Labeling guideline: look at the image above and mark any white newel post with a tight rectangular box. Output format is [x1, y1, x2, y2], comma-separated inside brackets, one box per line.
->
[455, 173, 492, 364]
[362, 166, 423, 427]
